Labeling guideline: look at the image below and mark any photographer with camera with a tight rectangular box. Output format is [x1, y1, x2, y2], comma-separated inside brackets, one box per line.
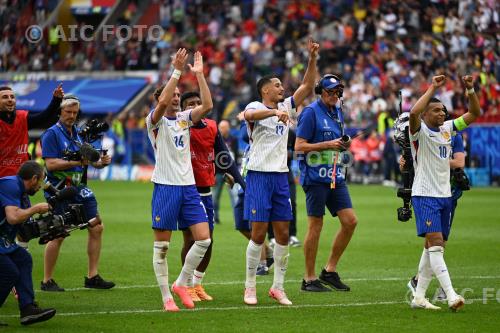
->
[0, 161, 56, 326]
[295, 74, 357, 293]
[39, 95, 114, 292]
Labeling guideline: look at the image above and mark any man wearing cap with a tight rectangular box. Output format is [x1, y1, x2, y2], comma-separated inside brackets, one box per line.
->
[295, 74, 358, 292]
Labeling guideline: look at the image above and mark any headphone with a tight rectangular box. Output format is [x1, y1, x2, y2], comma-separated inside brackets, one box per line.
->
[59, 94, 82, 119]
[314, 74, 344, 97]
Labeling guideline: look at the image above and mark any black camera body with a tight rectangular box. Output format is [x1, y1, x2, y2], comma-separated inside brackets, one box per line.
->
[452, 168, 471, 191]
[18, 204, 87, 245]
[393, 110, 414, 222]
[79, 119, 109, 142]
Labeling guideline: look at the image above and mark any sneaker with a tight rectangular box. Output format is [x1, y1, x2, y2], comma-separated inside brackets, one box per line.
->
[448, 295, 465, 312]
[41, 279, 65, 292]
[411, 297, 441, 310]
[301, 279, 331, 292]
[244, 287, 257, 305]
[407, 276, 418, 297]
[172, 283, 195, 309]
[194, 285, 213, 301]
[187, 287, 201, 302]
[319, 269, 350, 291]
[163, 298, 179, 312]
[20, 303, 56, 325]
[256, 263, 269, 276]
[84, 275, 115, 289]
[289, 236, 301, 247]
[269, 288, 292, 305]
[436, 287, 447, 301]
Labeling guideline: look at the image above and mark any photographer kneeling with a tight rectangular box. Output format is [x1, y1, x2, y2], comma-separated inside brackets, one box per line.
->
[0, 161, 56, 326]
[40, 95, 115, 291]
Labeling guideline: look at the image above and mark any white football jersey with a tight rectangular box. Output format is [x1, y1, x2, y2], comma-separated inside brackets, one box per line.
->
[245, 97, 295, 172]
[146, 110, 195, 185]
[410, 120, 454, 197]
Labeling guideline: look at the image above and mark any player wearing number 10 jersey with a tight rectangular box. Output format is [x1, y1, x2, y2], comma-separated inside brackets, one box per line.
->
[408, 74, 480, 311]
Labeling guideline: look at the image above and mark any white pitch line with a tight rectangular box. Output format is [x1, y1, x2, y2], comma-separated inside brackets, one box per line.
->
[58, 275, 500, 292]
[0, 298, 491, 318]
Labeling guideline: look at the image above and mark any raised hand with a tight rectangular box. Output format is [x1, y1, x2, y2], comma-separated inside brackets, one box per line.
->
[172, 48, 188, 71]
[432, 75, 446, 88]
[188, 51, 204, 75]
[307, 37, 320, 58]
[53, 83, 64, 98]
[462, 75, 474, 89]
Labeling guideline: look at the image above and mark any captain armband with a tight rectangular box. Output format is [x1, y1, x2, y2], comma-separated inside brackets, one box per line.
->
[453, 116, 468, 131]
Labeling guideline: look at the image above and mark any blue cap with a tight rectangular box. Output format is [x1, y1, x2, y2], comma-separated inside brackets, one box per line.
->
[321, 76, 343, 90]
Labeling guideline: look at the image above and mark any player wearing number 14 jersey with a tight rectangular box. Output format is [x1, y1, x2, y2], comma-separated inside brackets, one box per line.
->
[146, 49, 213, 312]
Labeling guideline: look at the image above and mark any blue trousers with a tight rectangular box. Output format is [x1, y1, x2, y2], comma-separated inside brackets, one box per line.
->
[0, 248, 34, 309]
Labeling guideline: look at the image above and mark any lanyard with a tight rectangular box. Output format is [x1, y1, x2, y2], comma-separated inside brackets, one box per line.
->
[56, 122, 82, 146]
[319, 99, 344, 137]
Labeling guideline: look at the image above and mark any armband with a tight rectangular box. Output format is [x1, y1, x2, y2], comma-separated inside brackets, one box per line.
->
[453, 116, 468, 131]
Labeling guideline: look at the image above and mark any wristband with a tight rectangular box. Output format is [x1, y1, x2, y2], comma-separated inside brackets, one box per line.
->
[171, 69, 181, 80]
[466, 87, 475, 95]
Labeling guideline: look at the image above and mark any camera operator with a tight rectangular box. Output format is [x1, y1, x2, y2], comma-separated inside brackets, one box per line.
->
[0, 161, 56, 326]
[39, 95, 115, 292]
[0, 84, 64, 178]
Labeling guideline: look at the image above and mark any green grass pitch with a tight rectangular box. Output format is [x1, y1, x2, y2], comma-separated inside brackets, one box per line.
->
[1, 181, 499, 332]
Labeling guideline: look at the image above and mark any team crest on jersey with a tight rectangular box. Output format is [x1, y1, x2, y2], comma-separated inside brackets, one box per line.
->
[425, 220, 432, 227]
[155, 215, 161, 222]
[441, 131, 450, 141]
[177, 120, 189, 129]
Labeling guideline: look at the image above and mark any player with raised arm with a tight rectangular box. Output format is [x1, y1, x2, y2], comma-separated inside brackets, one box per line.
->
[243, 39, 319, 306]
[146, 50, 213, 311]
[408, 75, 480, 311]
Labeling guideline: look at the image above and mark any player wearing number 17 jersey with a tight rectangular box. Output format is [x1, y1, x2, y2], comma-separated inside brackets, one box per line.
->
[408, 74, 480, 311]
[146, 49, 213, 312]
[242, 39, 319, 306]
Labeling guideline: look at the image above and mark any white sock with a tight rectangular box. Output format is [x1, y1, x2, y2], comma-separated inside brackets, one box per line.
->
[193, 270, 205, 286]
[176, 239, 211, 286]
[271, 243, 289, 291]
[245, 240, 263, 288]
[153, 241, 172, 302]
[428, 246, 458, 300]
[415, 248, 432, 299]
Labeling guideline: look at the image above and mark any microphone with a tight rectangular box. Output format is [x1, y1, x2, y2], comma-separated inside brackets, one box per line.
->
[79, 142, 101, 162]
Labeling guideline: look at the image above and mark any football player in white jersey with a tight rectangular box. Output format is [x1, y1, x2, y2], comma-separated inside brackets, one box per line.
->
[408, 74, 480, 311]
[242, 39, 319, 306]
[146, 49, 213, 311]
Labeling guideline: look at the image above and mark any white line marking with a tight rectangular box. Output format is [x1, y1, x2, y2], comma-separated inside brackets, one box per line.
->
[58, 275, 500, 292]
[0, 298, 491, 318]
